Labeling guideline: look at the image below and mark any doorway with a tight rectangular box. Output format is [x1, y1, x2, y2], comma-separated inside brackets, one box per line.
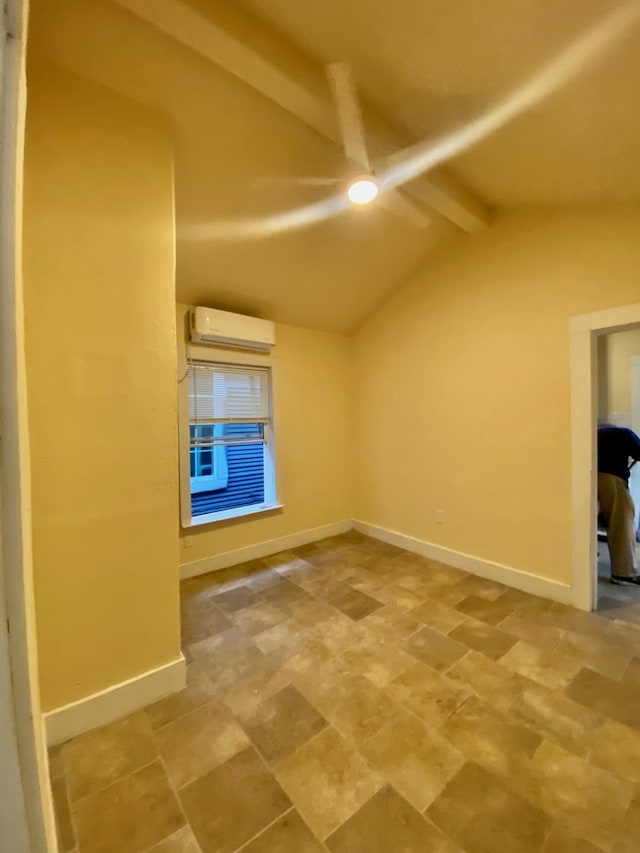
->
[595, 327, 640, 623]
[570, 303, 640, 614]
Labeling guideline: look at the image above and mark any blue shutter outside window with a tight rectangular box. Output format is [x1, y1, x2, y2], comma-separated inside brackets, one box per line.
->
[191, 423, 265, 517]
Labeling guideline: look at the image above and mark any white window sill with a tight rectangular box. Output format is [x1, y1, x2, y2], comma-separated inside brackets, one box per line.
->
[186, 502, 284, 528]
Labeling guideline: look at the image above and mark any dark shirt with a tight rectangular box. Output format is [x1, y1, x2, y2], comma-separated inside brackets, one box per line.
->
[597, 426, 640, 484]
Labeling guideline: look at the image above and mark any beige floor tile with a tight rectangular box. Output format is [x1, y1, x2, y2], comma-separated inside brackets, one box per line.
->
[441, 696, 541, 779]
[340, 636, 414, 687]
[498, 588, 557, 614]
[427, 562, 468, 584]
[275, 727, 384, 840]
[344, 569, 388, 595]
[261, 579, 310, 611]
[360, 708, 465, 812]
[304, 612, 368, 655]
[385, 661, 470, 727]
[357, 557, 394, 577]
[420, 577, 467, 607]
[206, 643, 279, 701]
[180, 747, 291, 853]
[187, 626, 255, 673]
[213, 585, 263, 614]
[64, 711, 157, 801]
[402, 625, 468, 672]
[287, 598, 337, 625]
[448, 618, 517, 661]
[498, 609, 566, 652]
[370, 583, 424, 611]
[509, 680, 603, 757]
[263, 550, 309, 571]
[372, 542, 407, 560]
[359, 605, 421, 643]
[566, 667, 640, 729]
[408, 599, 469, 633]
[556, 629, 635, 681]
[238, 685, 328, 766]
[48, 743, 65, 780]
[622, 655, 640, 684]
[253, 619, 314, 661]
[180, 595, 234, 646]
[285, 652, 358, 715]
[453, 574, 507, 602]
[145, 826, 202, 853]
[245, 565, 290, 592]
[281, 641, 333, 677]
[240, 809, 325, 853]
[446, 649, 530, 712]
[304, 576, 353, 601]
[326, 786, 462, 853]
[427, 762, 552, 853]
[145, 663, 216, 730]
[550, 602, 617, 637]
[329, 589, 384, 620]
[277, 562, 323, 587]
[386, 564, 431, 594]
[230, 600, 288, 636]
[615, 794, 640, 853]
[72, 761, 185, 853]
[513, 740, 635, 851]
[454, 594, 514, 626]
[51, 775, 75, 852]
[322, 673, 404, 747]
[222, 659, 292, 718]
[154, 701, 249, 789]
[539, 824, 602, 853]
[588, 717, 640, 783]
[500, 639, 582, 688]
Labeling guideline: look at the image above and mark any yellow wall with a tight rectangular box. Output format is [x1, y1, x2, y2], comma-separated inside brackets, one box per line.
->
[23, 65, 181, 711]
[598, 328, 640, 421]
[353, 208, 640, 585]
[176, 305, 353, 565]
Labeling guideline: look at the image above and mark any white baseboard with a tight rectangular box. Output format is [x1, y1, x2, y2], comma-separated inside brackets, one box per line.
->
[353, 519, 573, 605]
[180, 519, 353, 580]
[44, 655, 186, 745]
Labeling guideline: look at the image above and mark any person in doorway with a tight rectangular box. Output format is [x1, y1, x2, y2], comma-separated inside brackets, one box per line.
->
[597, 424, 640, 584]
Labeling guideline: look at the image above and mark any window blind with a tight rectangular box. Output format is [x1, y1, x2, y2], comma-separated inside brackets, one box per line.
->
[188, 362, 270, 426]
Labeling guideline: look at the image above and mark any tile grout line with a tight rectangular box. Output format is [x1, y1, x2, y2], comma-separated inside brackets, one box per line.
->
[66, 756, 161, 809]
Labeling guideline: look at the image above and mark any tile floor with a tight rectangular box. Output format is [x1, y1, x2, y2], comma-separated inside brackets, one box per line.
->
[50, 532, 640, 853]
[597, 538, 640, 625]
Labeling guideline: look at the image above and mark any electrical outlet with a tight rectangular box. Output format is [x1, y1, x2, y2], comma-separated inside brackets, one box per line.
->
[183, 536, 192, 549]
[436, 509, 445, 524]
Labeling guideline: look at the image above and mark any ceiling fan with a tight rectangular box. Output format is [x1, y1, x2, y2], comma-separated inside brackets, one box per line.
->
[261, 62, 431, 228]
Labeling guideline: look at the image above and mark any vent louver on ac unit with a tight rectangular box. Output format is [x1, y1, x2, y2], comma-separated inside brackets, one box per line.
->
[190, 307, 275, 352]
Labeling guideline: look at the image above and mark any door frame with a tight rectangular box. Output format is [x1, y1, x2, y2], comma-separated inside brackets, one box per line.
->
[1, 0, 57, 850]
[570, 303, 640, 611]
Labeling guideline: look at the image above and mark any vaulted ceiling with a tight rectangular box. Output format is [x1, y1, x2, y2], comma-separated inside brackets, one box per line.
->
[27, 0, 640, 332]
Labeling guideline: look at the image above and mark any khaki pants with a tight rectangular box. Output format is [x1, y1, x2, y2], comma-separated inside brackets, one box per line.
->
[597, 472, 638, 578]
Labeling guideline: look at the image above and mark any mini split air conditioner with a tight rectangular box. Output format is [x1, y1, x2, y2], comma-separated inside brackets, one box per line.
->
[190, 307, 275, 352]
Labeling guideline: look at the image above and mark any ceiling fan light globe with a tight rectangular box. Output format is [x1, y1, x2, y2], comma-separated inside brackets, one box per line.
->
[347, 176, 379, 205]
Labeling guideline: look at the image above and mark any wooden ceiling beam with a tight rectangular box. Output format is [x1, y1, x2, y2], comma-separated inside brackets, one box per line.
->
[113, 0, 491, 232]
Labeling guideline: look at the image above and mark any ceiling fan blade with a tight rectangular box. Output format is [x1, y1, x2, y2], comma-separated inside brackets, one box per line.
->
[255, 176, 342, 187]
[380, 188, 432, 229]
[326, 62, 370, 171]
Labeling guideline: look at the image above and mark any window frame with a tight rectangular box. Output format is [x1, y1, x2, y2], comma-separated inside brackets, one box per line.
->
[178, 345, 281, 528]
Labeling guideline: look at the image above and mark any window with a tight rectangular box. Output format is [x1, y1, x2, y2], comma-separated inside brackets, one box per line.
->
[180, 360, 277, 525]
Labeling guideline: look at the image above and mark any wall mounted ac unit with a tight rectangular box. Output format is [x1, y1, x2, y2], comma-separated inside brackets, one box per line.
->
[190, 307, 275, 352]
